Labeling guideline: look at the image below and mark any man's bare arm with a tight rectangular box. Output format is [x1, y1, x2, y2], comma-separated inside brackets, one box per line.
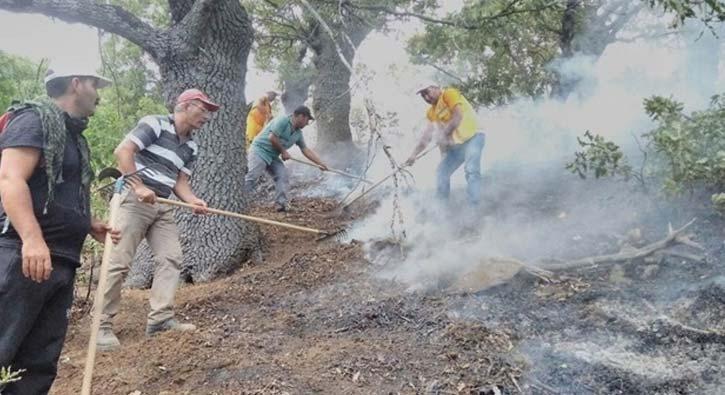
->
[0, 147, 51, 282]
[114, 140, 156, 203]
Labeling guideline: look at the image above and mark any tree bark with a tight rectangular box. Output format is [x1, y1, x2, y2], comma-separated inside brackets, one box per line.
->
[281, 76, 313, 115]
[550, 0, 581, 99]
[308, 20, 371, 151]
[0, 0, 261, 286]
[131, 0, 259, 286]
[280, 46, 315, 115]
[551, 0, 642, 100]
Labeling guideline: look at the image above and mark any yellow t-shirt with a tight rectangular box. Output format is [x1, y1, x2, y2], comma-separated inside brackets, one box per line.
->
[426, 88, 478, 144]
[245, 97, 273, 146]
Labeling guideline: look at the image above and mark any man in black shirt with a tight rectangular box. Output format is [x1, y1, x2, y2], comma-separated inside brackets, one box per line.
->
[0, 67, 119, 395]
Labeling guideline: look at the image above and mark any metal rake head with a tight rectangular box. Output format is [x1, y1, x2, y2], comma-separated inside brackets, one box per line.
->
[316, 226, 349, 242]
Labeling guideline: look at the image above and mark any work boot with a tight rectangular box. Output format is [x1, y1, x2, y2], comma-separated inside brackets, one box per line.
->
[96, 327, 121, 351]
[146, 318, 197, 337]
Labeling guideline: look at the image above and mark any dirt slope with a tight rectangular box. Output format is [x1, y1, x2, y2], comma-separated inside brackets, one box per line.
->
[50, 193, 725, 395]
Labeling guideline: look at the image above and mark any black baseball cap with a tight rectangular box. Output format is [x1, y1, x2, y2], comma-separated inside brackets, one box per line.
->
[293, 105, 314, 120]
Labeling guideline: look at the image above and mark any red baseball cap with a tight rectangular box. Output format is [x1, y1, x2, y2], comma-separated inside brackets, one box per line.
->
[177, 89, 220, 112]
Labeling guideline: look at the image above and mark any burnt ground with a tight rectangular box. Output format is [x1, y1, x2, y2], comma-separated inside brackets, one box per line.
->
[49, 170, 725, 395]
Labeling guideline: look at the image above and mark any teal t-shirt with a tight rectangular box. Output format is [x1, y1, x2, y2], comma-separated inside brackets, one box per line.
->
[250, 115, 307, 164]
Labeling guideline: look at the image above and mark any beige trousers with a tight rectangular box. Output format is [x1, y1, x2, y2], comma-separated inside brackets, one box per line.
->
[99, 190, 183, 328]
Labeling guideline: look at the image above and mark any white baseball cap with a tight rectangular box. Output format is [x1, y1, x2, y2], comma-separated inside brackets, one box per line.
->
[415, 80, 439, 94]
[44, 67, 112, 88]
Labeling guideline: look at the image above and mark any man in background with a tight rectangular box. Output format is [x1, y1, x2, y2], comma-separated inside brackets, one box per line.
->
[405, 82, 485, 206]
[243, 105, 328, 212]
[245, 90, 278, 147]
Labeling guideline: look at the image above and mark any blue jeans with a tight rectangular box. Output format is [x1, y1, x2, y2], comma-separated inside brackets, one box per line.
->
[436, 132, 485, 204]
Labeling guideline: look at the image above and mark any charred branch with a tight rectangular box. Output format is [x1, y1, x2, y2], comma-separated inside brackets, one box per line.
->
[546, 218, 702, 271]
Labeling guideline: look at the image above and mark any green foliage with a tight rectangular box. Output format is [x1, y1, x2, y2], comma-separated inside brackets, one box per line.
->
[642, 94, 725, 196]
[408, 0, 724, 105]
[570, 94, 725, 212]
[712, 192, 725, 212]
[248, 0, 423, 86]
[407, 0, 566, 105]
[644, 95, 685, 120]
[0, 51, 45, 109]
[566, 130, 632, 179]
[0, 365, 26, 390]
[86, 33, 165, 219]
[647, 0, 725, 27]
[88, 31, 165, 165]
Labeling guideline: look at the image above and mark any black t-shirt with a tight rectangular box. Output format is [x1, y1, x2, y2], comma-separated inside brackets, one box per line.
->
[0, 110, 92, 265]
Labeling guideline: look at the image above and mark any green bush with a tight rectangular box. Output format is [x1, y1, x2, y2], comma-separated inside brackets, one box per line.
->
[569, 94, 725, 212]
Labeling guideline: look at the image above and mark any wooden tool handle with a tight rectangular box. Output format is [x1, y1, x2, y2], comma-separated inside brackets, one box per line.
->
[81, 192, 122, 395]
[340, 145, 437, 208]
[156, 198, 324, 235]
[289, 157, 373, 184]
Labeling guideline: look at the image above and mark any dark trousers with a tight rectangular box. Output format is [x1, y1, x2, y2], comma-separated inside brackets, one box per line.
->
[0, 246, 76, 395]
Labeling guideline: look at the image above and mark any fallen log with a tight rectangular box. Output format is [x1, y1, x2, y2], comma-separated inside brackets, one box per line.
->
[545, 218, 702, 271]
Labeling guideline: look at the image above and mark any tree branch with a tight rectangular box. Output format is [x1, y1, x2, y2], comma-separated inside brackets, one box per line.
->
[298, 0, 353, 72]
[324, 0, 560, 30]
[170, 0, 216, 51]
[546, 218, 699, 271]
[0, 0, 163, 56]
[168, 0, 195, 23]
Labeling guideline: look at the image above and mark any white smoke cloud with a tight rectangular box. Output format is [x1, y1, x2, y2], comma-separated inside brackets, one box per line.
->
[335, 11, 724, 290]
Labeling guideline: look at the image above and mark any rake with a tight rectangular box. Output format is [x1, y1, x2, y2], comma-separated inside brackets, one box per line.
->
[96, 167, 348, 241]
[289, 157, 374, 184]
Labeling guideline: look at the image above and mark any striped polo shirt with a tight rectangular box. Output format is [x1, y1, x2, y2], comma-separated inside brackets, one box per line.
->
[124, 115, 198, 198]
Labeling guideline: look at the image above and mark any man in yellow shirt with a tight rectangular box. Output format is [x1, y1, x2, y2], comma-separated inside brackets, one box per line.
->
[245, 91, 278, 147]
[405, 82, 485, 205]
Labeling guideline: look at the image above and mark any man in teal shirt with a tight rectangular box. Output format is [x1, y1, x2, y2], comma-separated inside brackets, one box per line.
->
[244, 105, 328, 211]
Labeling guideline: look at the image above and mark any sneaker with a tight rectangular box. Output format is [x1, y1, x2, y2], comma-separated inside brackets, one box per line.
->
[146, 318, 197, 336]
[96, 327, 121, 351]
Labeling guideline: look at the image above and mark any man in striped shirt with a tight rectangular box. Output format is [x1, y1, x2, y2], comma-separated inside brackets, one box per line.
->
[96, 89, 216, 351]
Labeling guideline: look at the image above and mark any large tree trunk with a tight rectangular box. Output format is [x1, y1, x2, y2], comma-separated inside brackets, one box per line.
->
[308, 20, 371, 151]
[0, 0, 262, 286]
[280, 46, 315, 115]
[551, 0, 641, 100]
[550, 0, 580, 100]
[281, 76, 313, 115]
[128, 1, 260, 286]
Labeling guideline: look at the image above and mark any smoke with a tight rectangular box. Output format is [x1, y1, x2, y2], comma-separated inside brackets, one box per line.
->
[333, 11, 724, 291]
[280, 10, 723, 292]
